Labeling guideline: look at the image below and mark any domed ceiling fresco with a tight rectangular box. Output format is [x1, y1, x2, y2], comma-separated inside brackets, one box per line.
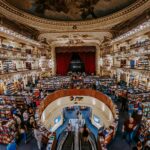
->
[5, 0, 137, 21]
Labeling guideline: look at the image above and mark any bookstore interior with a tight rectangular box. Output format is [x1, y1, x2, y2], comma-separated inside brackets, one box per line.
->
[0, 0, 150, 150]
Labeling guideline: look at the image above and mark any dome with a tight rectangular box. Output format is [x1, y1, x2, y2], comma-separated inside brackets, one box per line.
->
[5, 0, 137, 21]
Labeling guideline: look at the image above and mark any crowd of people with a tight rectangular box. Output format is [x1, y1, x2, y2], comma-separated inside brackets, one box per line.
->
[3, 72, 149, 150]
[5, 90, 50, 150]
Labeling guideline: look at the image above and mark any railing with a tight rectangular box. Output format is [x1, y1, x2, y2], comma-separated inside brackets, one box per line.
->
[112, 65, 150, 71]
[38, 89, 116, 118]
[57, 131, 68, 150]
[89, 132, 97, 150]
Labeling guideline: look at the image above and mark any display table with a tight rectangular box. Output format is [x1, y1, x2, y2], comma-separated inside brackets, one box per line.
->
[46, 133, 56, 150]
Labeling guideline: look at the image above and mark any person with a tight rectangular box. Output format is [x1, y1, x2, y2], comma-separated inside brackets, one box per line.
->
[34, 109, 39, 121]
[34, 126, 43, 150]
[145, 140, 150, 150]
[76, 110, 80, 119]
[67, 123, 72, 136]
[0, 122, 3, 131]
[19, 124, 27, 144]
[136, 141, 143, 150]
[25, 94, 32, 106]
[29, 116, 36, 129]
[78, 112, 83, 126]
[82, 124, 89, 142]
[40, 90, 44, 99]
[132, 141, 143, 150]
[23, 110, 29, 130]
[13, 114, 22, 127]
[121, 97, 127, 112]
[122, 117, 137, 145]
[28, 107, 34, 118]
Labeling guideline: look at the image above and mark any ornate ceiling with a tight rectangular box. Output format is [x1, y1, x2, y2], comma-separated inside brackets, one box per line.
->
[0, 0, 149, 32]
[0, 0, 149, 48]
[5, 0, 137, 21]
[38, 31, 112, 46]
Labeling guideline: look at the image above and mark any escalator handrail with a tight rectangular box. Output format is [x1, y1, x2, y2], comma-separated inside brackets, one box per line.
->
[79, 131, 97, 150]
[89, 132, 97, 150]
[89, 135, 97, 150]
[62, 131, 74, 150]
[57, 132, 68, 150]
[89, 132, 98, 150]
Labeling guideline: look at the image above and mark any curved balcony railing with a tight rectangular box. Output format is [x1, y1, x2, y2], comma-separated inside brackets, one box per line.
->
[38, 89, 116, 118]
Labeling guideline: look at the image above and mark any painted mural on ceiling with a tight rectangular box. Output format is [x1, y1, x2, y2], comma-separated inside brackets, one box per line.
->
[6, 0, 137, 21]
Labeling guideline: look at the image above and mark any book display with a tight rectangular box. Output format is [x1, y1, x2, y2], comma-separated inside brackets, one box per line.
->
[0, 105, 13, 121]
[6, 82, 17, 95]
[39, 76, 71, 91]
[2, 60, 16, 73]
[98, 121, 118, 150]
[99, 78, 115, 87]
[128, 92, 150, 116]
[142, 102, 150, 119]
[0, 120, 16, 144]
[137, 58, 149, 69]
[128, 73, 139, 88]
[111, 30, 150, 91]
[36, 113, 56, 150]
[138, 75, 148, 91]
[0, 96, 27, 121]
[98, 106, 119, 150]
[0, 5, 149, 150]
[13, 96, 26, 108]
[0, 94, 30, 144]
[139, 117, 150, 145]
[83, 76, 99, 84]
[0, 34, 41, 77]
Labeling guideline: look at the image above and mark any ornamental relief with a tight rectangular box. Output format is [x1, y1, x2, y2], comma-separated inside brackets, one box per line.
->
[0, 0, 149, 31]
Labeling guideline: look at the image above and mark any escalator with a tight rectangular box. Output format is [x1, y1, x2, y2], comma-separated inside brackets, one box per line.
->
[57, 131, 74, 150]
[79, 132, 97, 150]
[62, 132, 74, 150]
[80, 139, 92, 150]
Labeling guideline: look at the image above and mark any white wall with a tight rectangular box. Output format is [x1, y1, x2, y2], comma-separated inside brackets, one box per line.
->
[41, 96, 115, 130]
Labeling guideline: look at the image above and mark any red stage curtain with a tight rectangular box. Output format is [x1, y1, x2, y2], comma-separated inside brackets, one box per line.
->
[79, 52, 95, 74]
[56, 53, 72, 75]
